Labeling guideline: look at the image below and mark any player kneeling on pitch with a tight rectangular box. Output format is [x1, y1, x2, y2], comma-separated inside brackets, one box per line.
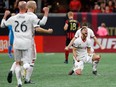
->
[68, 27, 101, 75]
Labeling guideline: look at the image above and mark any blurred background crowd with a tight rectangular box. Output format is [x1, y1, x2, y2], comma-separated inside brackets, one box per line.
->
[0, 0, 116, 13]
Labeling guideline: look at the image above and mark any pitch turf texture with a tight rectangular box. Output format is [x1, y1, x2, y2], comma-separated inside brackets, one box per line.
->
[0, 53, 116, 87]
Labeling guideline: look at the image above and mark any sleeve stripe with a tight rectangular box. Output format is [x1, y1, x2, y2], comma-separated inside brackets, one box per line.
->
[37, 20, 40, 25]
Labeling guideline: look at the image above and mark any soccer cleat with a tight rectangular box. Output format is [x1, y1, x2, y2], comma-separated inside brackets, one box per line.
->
[24, 80, 35, 84]
[68, 70, 74, 75]
[21, 68, 26, 79]
[92, 71, 97, 75]
[8, 53, 13, 58]
[17, 84, 22, 87]
[7, 71, 13, 83]
[64, 60, 68, 64]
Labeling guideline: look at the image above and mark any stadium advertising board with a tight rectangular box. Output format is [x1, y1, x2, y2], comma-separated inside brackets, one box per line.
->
[91, 36, 116, 52]
[0, 36, 116, 53]
[0, 36, 43, 53]
[0, 36, 8, 53]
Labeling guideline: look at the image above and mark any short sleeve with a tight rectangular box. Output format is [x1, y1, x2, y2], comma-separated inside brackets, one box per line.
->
[29, 15, 40, 28]
[75, 29, 81, 38]
[89, 28, 95, 37]
[73, 39, 79, 48]
[5, 17, 13, 26]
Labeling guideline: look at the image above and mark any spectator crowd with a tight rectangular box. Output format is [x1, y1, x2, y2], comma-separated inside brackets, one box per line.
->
[0, 0, 116, 13]
[42, 0, 116, 13]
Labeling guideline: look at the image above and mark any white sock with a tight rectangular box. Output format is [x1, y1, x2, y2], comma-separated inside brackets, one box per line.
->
[10, 62, 16, 74]
[15, 64, 22, 85]
[21, 66, 26, 79]
[92, 61, 99, 71]
[25, 65, 33, 82]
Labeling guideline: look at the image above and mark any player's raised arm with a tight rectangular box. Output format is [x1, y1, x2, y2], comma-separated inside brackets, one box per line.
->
[0, 10, 11, 28]
[43, 7, 49, 17]
[39, 7, 49, 25]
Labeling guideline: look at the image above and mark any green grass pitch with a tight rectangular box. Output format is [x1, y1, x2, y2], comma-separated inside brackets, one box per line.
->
[0, 53, 116, 87]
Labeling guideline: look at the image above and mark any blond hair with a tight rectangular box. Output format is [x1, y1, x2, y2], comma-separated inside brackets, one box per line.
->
[67, 11, 74, 18]
[26, 1, 37, 9]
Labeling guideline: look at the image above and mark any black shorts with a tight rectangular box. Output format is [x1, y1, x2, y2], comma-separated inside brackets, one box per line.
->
[66, 38, 71, 46]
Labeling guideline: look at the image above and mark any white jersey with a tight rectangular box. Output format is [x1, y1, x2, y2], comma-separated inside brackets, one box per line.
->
[26, 12, 38, 44]
[75, 27, 95, 38]
[73, 37, 91, 60]
[75, 27, 95, 52]
[5, 13, 40, 49]
[26, 12, 38, 60]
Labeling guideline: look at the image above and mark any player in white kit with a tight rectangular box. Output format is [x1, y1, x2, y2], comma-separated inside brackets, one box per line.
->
[68, 26, 101, 75]
[1, 1, 45, 87]
[66, 23, 104, 75]
[23, 1, 53, 84]
[1, 1, 53, 86]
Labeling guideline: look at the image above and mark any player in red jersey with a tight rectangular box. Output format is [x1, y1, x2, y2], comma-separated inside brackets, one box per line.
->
[64, 11, 80, 64]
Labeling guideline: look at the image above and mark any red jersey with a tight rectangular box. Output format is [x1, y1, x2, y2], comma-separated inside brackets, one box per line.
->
[65, 19, 80, 39]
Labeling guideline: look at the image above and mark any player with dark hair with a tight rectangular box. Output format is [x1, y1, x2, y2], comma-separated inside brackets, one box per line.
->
[65, 22, 104, 75]
[68, 27, 101, 75]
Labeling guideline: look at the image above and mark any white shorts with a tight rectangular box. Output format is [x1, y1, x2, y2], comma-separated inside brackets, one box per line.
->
[14, 48, 31, 64]
[82, 54, 93, 63]
[31, 43, 37, 60]
[73, 54, 93, 71]
[73, 61, 84, 71]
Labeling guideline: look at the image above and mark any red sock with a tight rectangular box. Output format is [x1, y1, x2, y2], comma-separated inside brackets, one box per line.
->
[65, 50, 69, 61]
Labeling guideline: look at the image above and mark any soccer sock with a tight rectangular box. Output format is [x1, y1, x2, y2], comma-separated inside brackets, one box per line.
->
[65, 50, 69, 61]
[15, 65, 22, 85]
[10, 62, 16, 74]
[21, 66, 26, 79]
[92, 61, 99, 71]
[8, 45, 12, 54]
[25, 65, 34, 82]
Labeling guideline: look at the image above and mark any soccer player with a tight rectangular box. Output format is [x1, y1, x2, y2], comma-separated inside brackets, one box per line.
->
[63, 11, 80, 64]
[1, 1, 43, 87]
[7, 13, 16, 58]
[65, 23, 104, 75]
[24, 1, 53, 84]
[8, 25, 14, 58]
[0, 11, 15, 58]
[1, 1, 52, 86]
[68, 27, 101, 75]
